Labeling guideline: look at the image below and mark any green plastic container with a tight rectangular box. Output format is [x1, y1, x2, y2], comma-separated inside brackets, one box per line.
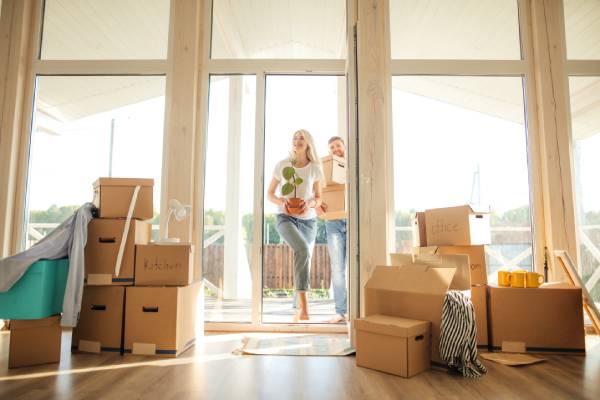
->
[0, 258, 69, 320]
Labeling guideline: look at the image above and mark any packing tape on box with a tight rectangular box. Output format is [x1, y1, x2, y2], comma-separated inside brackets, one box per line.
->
[114, 185, 140, 277]
[78, 340, 101, 353]
[132, 342, 157, 355]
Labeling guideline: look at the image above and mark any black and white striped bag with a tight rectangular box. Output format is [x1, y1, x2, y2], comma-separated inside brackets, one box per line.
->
[439, 290, 487, 378]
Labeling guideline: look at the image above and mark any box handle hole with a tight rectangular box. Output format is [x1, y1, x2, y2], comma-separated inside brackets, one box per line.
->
[475, 214, 483, 219]
[143, 306, 159, 313]
[415, 335, 424, 341]
[99, 237, 116, 243]
[91, 304, 106, 311]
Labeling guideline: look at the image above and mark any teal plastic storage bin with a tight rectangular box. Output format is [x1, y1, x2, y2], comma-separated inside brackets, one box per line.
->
[0, 258, 69, 320]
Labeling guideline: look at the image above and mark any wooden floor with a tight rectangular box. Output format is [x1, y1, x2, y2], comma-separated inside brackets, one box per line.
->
[0, 331, 599, 400]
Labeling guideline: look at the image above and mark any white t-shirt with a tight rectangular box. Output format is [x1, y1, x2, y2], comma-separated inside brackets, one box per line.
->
[273, 159, 324, 219]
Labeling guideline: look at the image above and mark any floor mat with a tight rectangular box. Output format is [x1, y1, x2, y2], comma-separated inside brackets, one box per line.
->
[234, 334, 355, 356]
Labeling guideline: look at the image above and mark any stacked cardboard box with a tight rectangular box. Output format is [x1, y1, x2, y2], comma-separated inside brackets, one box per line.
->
[320, 155, 347, 220]
[409, 205, 491, 347]
[73, 178, 153, 354]
[124, 243, 200, 357]
[9, 316, 62, 368]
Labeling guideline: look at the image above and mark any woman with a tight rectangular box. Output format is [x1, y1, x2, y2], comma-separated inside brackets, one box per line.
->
[267, 129, 323, 321]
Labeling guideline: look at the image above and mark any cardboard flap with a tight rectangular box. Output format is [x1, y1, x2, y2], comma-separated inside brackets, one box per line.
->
[468, 204, 491, 215]
[355, 315, 429, 338]
[367, 265, 455, 296]
[11, 316, 60, 331]
[390, 253, 470, 290]
[94, 177, 154, 188]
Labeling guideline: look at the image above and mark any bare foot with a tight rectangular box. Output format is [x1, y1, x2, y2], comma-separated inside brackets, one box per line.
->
[293, 311, 310, 322]
[329, 314, 346, 324]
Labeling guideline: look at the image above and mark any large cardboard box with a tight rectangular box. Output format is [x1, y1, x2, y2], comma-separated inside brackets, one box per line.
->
[321, 155, 346, 186]
[124, 282, 201, 357]
[365, 265, 455, 364]
[9, 315, 62, 368]
[93, 177, 154, 220]
[390, 253, 471, 290]
[470, 285, 488, 347]
[135, 243, 195, 286]
[411, 212, 427, 247]
[425, 205, 491, 246]
[85, 218, 151, 285]
[355, 314, 431, 378]
[320, 184, 346, 220]
[488, 286, 585, 353]
[72, 286, 125, 353]
[414, 245, 488, 285]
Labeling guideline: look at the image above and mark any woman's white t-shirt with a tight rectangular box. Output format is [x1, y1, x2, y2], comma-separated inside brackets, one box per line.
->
[273, 159, 323, 219]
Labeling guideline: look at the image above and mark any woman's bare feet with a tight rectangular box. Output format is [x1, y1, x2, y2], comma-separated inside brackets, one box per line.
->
[293, 292, 310, 322]
[328, 314, 346, 324]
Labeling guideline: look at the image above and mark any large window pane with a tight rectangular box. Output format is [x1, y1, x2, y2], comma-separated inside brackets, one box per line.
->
[263, 75, 346, 323]
[211, 0, 346, 59]
[564, 0, 600, 60]
[203, 75, 256, 323]
[570, 76, 600, 304]
[41, 0, 170, 60]
[25, 76, 165, 248]
[390, 0, 521, 60]
[392, 76, 533, 283]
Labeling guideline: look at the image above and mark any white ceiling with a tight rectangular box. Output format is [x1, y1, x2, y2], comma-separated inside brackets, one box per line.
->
[34, 0, 600, 140]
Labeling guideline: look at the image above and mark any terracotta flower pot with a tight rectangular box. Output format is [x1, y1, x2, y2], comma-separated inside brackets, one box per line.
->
[287, 198, 304, 215]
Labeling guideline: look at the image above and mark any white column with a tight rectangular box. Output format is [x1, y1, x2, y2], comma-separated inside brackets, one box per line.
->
[223, 76, 251, 299]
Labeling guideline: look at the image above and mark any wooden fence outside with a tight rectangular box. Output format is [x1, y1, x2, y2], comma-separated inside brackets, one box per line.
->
[203, 244, 332, 290]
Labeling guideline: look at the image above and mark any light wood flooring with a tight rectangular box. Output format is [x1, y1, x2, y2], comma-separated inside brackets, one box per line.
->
[0, 330, 599, 400]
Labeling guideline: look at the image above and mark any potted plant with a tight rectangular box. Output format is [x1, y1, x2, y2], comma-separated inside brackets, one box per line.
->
[281, 161, 304, 215]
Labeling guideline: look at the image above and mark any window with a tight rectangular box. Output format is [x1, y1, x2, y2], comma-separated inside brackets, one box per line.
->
[203, 75, 256, 323]
[569, 76, 600, 303]
[389, 0, 521, 60]
[211, 0, 346, 59]
[564, 0, 600, 60]
[41, 0, 170, 60]
[25, 76, 165, 247]
[392, 76, 533, 281]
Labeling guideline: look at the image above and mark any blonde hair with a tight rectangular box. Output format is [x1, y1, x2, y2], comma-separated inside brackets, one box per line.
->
[290, 129, 321, 166]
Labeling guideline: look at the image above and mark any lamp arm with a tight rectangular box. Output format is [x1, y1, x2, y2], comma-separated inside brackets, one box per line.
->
[163, 208, 174, 240]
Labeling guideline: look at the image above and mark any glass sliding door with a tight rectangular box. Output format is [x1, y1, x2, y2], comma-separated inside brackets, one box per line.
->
[569, 76, 600, 305]
[203, 75, 256, 323]
[391, 76, 534, 284]
[262, 75, 347, 323]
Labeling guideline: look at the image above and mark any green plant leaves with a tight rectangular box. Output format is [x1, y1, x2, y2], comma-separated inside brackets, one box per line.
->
[282, 167, 295, 180]
[281, 183, 294, 196]
[295, 177, 304, 185]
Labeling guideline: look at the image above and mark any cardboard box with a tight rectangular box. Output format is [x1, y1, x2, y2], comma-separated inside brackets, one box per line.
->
[412, 212, 427, 247]
[355, 314, 431, 378]
[9, 315, 62, 368]
[85, 218, 151, 285]
[488, 286, 585, 353]
[425, 205, 491, 246]
[135, 243, 195, 286]
[93, 177, 154, 220]
[365, 265, 455, 364]
[72, 286, 125, 353]
[470, 285, 488, 347]
[390, 253, 471, 290]
[321, 155, 346, 186]
[320, 184, 346, 220]
[124, 282, 201, 357]
[414, 245, 488, 285]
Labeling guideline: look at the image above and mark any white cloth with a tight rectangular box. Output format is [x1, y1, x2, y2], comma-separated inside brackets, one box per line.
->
[272, 159, 323, 219]
[0, 203, 95, 327]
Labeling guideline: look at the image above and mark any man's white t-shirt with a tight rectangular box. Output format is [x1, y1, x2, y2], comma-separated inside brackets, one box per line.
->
[273, 159, 323, 219]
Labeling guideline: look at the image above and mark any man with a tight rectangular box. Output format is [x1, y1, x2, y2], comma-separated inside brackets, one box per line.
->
[321, 136, 347, 323]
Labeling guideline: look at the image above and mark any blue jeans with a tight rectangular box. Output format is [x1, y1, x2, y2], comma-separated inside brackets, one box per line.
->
[276, 214, 317, 292]
[326, 219, 347, 315]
